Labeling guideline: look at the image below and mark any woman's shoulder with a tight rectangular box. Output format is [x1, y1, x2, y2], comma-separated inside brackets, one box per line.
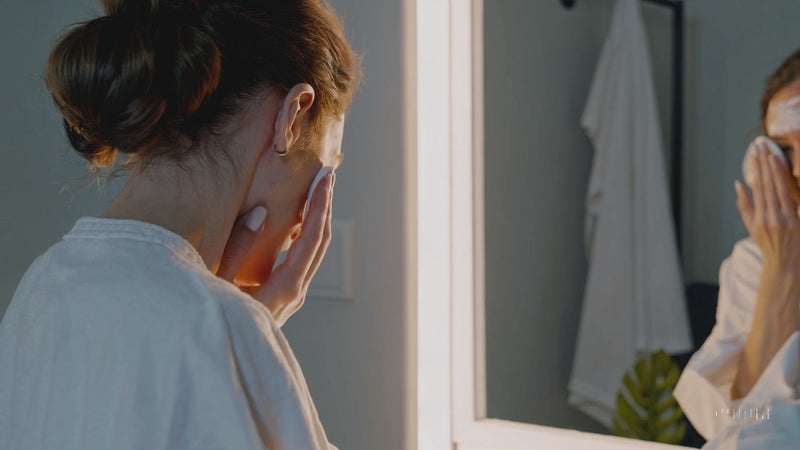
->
[194, 272, 281, 338]
[721, 237, 762, 279]
[186, 269, 295, 360]
[728, 237, 762, 264]
[717, 237, 762, 316]
[6, 221, 276, 347]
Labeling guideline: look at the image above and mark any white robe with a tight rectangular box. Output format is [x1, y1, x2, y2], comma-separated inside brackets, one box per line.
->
[568, 0, 692, 427]
[674, 238, 800, 449]
[0, 217, 336, 450]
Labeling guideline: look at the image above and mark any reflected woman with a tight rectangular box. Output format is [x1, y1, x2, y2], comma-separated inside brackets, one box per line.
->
[674, 49, 800, 448]
[0, 1, 359, 449]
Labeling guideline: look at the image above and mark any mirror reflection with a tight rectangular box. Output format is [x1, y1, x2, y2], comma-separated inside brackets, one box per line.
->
[484, 0, 800, 447]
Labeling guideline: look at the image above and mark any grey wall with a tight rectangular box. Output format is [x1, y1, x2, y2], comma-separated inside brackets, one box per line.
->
[483, 0, 613, 432]
[483, 0, 800, 435]
[0, 0, 116, 314]
[682, 0, 800, 281]
[0, 1, 407, 450]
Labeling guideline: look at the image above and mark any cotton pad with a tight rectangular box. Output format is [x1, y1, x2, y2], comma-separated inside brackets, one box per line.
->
[742, 136, 786, 187]
[272, 166, 335, 270]
[303, 166, 335, 221]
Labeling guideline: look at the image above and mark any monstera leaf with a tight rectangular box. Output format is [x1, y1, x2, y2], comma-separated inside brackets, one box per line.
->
[612, 349, 687, 444]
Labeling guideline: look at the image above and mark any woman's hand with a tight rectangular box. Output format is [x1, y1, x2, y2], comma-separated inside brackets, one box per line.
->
[216, 171, 335, 326]
[736, 144, 800, 269]
[733, 144, 800, 399]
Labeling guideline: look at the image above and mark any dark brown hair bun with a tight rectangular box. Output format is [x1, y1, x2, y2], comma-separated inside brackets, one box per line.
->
[45, 0, 361, 168]
[45, 1, 221, 166]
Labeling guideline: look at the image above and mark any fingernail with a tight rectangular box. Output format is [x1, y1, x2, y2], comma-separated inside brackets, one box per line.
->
[735, 180, 746, 196]
[244, 206, 267, 232]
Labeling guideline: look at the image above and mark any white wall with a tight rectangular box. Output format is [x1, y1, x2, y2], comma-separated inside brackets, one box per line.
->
[0, 1, 408, 450]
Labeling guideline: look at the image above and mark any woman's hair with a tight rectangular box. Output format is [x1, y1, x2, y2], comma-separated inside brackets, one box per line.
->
[44, 0, 361, 167]
[761, 48, 800, 127]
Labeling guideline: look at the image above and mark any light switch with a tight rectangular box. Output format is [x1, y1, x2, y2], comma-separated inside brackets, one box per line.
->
[308, 219, 354, 301]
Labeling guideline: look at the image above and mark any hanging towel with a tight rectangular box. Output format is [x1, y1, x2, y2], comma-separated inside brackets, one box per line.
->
[567, 0, 693, 428]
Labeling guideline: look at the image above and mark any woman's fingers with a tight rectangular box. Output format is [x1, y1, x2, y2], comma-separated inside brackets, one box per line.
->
[736, 180, 754, 232]
[257, 172, 335, 326]
[758, 147, 780, 220]
[751, 147, 767, 217]
[768, 153, 798, 216]
[217, 206, 267, 282]
[304, 174, 334, 286]
[283, 171, 334, 277]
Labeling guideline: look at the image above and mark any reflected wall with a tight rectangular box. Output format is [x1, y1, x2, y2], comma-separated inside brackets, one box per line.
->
[483, 0, 800, 437]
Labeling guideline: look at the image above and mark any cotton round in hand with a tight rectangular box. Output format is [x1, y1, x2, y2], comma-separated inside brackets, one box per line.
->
[267, 166, 335, 270]
[743, 136, 787, 187]
[303, 166, 335, 221]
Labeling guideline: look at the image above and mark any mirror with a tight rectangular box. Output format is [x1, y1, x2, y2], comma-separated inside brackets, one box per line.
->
[482, 0, 800, 447]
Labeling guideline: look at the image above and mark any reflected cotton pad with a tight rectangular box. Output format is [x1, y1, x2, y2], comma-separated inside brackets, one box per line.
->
[742, 136, 786, 187]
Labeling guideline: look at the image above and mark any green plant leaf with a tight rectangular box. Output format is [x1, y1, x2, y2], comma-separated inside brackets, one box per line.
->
[655, 394, 679, 416]
[652, 350, 671, 375]
[616, 392, 647, 438]
[612, 349, 688, 444]
[656, 419, 687, 445]
[656, 404, 685, 430]
[658, 364, 681, 391]
[623, 372, 648, 409]
[612, 417, 627, 437]
[634, 358, 652, 390]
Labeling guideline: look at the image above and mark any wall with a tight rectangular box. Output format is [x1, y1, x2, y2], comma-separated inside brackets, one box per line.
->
[0, 1, 408, 450]
[682, 0, 800, 281]
[0, 0, 116, 313]
[483, 0, 800, 436]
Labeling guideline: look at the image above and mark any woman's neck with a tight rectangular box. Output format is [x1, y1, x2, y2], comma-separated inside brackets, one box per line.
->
[99, 96, 273, 273]
[101, 161, 249, 272]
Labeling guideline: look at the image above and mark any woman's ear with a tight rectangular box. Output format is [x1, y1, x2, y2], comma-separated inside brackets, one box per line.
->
[273, 83, 316, 152]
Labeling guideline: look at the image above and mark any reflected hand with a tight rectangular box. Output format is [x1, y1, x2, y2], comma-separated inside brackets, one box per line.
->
[733, 145, 800, 400]
[736, 143, 800, 270]
[217, 171, 335, 326]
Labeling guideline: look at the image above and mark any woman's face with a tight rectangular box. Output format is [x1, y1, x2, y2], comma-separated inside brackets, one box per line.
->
[233, 113, 346, 286]
[766, 79, 800, 183]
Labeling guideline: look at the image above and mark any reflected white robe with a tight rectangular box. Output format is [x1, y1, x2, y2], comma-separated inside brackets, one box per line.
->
[568, 0, 692, 427]
[0, 218, 336, 450]
[674, 238, 800, 449]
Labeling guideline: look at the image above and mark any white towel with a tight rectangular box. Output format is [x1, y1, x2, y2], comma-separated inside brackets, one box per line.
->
[567, 0, 693, 428]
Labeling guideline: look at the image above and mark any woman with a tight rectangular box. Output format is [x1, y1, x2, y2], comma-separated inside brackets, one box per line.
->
[674, 49, 800, 449]
[0, 0, 360, 448]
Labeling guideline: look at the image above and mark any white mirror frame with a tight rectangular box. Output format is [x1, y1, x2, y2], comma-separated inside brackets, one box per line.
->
[410, 1, 692, 449]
